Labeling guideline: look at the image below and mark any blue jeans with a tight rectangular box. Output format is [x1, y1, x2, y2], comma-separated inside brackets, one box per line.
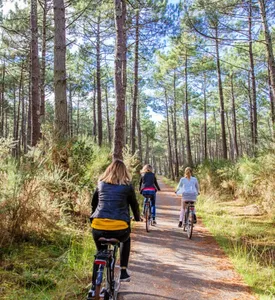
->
[142, 191, 156, 219]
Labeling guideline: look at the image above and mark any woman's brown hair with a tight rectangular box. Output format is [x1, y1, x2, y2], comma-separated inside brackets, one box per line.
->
[184, 167, 192, 179]
[140, 164, 153, 174]
[99, 159, 131, 185]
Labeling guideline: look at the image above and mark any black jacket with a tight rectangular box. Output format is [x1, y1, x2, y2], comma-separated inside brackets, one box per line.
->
[139, 172, 161, 192]
[91, 181, 140, 224]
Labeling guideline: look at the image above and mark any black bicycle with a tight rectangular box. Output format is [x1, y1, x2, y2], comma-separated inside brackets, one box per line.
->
[87, 237, 120, 300]
[183, 201, 195, 239]
[143, 196, 153, 232]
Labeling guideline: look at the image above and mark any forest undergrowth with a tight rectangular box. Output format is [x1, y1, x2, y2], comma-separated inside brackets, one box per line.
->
[164, 152, 275, 299]
[0, 136, 141, 299]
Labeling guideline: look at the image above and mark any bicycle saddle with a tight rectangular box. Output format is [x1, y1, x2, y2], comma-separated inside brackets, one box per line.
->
[98, 237, 120, 245]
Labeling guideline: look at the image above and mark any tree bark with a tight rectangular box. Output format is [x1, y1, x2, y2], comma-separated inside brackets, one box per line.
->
[40, 0, 48, 122]
[105, 85, 112, 146]
[68, 80, 73, 137]
[137, 99, 142, 163]
[131, 9, 139, 155]
[93, 74, 97, 141]
[53, 0, 68, 139]
[230, 74, 239, 159]
[165, 89, 175, 180]
[248, 71, 254, 154]
[0, 61, 5, 137]
[173, 70, 179, 178]
[258, 0, 275, 102]
[203, 73, 207, 160]
[96, 15, 103, 146]
[31, 0, 41, 145]
[215, 26, 227, 159]
[113, 0, 127, 160]
[184, 52, 193, 167]
[248, 0, 258, 146]
[268, 66, 275, 136]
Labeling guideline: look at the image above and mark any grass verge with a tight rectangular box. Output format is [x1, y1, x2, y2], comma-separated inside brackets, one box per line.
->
[0, 226, 96, 300]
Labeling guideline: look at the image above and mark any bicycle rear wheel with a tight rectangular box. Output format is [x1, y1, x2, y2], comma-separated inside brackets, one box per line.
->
[95, 264, 106, 300]
[145, 205, 150, 232]
[187, 212, 194, 239]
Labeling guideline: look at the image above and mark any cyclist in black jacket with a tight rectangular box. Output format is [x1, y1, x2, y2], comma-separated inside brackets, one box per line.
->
[139, 164, 161, 224]
[90, 159, 140, 284]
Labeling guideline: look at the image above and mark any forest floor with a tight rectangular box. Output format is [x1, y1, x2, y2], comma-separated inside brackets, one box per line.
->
[118, 179, 257, 300]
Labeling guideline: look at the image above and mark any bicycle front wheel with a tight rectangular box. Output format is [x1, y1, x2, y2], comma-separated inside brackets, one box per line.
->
[145, 205, 150, 232]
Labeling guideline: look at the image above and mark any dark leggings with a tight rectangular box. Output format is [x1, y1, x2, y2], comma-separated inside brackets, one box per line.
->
[92, 227, 131, 268]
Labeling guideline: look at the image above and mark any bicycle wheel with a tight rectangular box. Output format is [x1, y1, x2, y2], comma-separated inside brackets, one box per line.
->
[95, 264, 105, 300]
[187, 212, 194, 239]
[145, 205, 150, 232]
[183, 209, 188, 232]
[113, 262, 120, 300]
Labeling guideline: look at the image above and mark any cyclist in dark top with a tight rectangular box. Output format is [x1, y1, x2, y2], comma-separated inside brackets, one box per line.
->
[139, 164, 161, 224]
[90, 159, 140, 287]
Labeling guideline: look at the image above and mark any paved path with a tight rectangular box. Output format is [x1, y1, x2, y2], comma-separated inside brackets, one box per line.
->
[118, 180, 256, 300]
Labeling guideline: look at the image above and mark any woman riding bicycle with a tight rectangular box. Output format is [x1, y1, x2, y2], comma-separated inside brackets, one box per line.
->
[175, 167, 199, 228]
[139, 164, 161, 224]
[90, 159, 140, 289]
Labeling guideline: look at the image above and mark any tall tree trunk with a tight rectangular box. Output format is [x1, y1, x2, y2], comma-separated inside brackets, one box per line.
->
[258, 0, 275, 103]
[131, 9, 139, 155]
[96, 15, 103, 146]
[105, 85, 112, 146]
[226, 111, 234, 160]
[113, 0, 127, 160]
[165, 89, 175, 180]
[203, 73, 207, 160]
[13, 86, 17, 156]
[145, 134, 149, 163]
[215, 26, 227, 159]
[248, 71, 254, 154]
[137, 99, 142, 163]
[15, 63, 24, 157]
[76, 96, 80, 135]
[213, 108, 218, 158]
[21, 76, 27, 153]
[0, 61, 5, 137]
[185, 52, 193, 167]
[31, 0, 41, 146]
[53, 0, 68, 139]
[230, 74, 239, 159]
[93, 74, 97, 141]
[173, 70, 179, 178]
[268, 66, 275, 137]
[40, 0, 48, 122]
[248, 0, 258, 146]
[68, 80, 73, 137]
[27, 53, 32, 146]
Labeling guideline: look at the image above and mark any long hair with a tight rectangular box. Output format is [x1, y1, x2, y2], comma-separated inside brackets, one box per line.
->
[184, 167, 192, 179]
[140, 164, 153, 174]
[99, 159, 131, 185]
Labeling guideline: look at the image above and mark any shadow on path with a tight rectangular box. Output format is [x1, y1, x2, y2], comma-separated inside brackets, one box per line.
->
[118, 180, 256, 300]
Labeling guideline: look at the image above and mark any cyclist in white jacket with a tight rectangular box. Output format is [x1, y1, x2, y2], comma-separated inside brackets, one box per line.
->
[175, 167, 200, 227]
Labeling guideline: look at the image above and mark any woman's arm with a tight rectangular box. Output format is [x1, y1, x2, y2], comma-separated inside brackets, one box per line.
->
[91, 188, 99, 214]
[128, 185, 140, 221]
[154, 176, 161, 191]
[175, 178, 183, 192]
[139, 176, 142, 191]
[195, 178, 200, 194]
